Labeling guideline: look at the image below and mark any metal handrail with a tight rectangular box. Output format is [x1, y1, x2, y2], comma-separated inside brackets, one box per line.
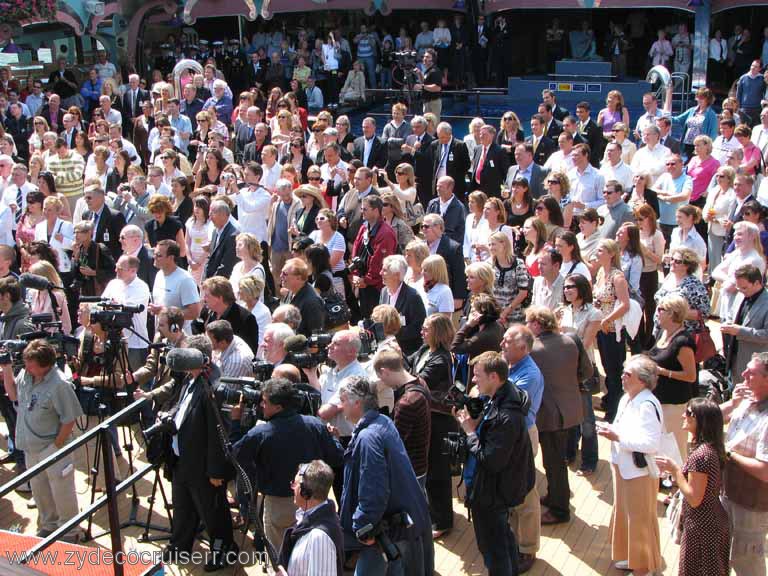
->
[671, 72, 692, 113]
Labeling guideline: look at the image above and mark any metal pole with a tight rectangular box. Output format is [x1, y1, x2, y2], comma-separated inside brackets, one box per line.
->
[238, 15, 244, 42]
[101, 428, 125, 576]
[691, 0, 711, 89]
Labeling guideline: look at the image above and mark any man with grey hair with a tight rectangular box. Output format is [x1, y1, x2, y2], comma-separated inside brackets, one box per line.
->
[268, 178, 301, 289]
[421, 213, 467, 312]
[204, 200, 238, 280]
[61, 113, 78, 149]
[261, 322, 295, 365]
[426, 175, 466, 244]
[338, 376, 433, 575]
[353, 117, 387, 170]
[114, 176, 152, 229]
[430, 121, 470, 199]
[379, 254, 427, 354]
[99, 94, 122, 125]
[118, 224, 155, 289]
[121, 73, 148, 137]
[402, 114, 435, 206]
[272, 304, 302, 332]
[234, 106, 262, 164]
[629, 124, 670, 186]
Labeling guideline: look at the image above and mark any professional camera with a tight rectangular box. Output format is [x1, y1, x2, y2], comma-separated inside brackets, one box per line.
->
[0, 340, 29, 366]
[355, 511, 414, 562]
[348, 255, 368, 277]
[358, 319, 385, 360]
[393, 50, 418, 67]
[214, 377, 264, 410]
[442, 431, 468, 475]
[90, 307, 135, 331]
[252, 360, 274, 381]
[443, 382, 485, 420]
[286, 332, 333, 369]
[142, 412, 178, 442]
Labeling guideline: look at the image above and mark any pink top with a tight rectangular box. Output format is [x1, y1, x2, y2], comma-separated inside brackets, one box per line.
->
[686, 155, 720, 202]
[30, 288, 72, 335]
[741, 142, 762, 176]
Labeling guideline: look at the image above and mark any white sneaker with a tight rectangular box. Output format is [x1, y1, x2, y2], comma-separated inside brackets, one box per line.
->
[615, 560, 631, 570]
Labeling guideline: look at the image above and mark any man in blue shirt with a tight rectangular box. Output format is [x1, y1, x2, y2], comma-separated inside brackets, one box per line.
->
[502, 324, 544, 573]
[167, 98, 193, 156]
[737, 59, 765, 127]
[339, 376, 433, 576]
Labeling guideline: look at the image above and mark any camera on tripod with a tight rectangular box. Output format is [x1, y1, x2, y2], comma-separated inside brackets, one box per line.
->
[355, 511, 414, 562]
[444, 382, 485, 419]
[89, 301, 144, 331]
[394, 50, 418, 68]
[142, 412, 177, 442]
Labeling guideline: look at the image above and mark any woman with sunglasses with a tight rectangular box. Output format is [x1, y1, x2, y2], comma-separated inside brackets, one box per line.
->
[464, 191, 489, 263]
[185, 196, 213, 286]
[654, 247, 709, 335]
[606, 122, 636, 165]
[291, 185, 327, 239]
[271, 106, 295, 149]
[544, 171, 574, 230]
[656, 397, 730, 576]
[282, 138, 312, 184]
[28, 116, 49, 157]
[624, 171, 660, 220]
[334, 115, 355, 154]
[497, 111, 524, 162]
[309, 209, 346, 297]
[668, 205, 706, 275]
[634, 205, 665, 348]
[381, 192, 414, 254]
[560, 273, 601, 475]
[489, 231, 530, 325]
[534, 195, 565, 241]
[647, 295, 697, 462]
[380, 163, 418, 214]
[702, 165, 736, 274]
[189, 112, 211, 164]
[17, 191, 45, 269]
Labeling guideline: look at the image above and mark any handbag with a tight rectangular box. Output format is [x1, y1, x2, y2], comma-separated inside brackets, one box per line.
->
[665, 489, 684, 544]
[693, 311, 717, 364]
[404, 199, 424, 227]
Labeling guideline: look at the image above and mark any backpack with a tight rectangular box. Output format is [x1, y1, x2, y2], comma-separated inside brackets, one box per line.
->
[322, 288, 351, 329]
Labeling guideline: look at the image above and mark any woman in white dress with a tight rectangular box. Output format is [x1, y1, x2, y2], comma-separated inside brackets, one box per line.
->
[185, 196, 214, 286]
[35, 196, 74, 281]
[464, 191, 488, 263]
[230, 232, 267, 302]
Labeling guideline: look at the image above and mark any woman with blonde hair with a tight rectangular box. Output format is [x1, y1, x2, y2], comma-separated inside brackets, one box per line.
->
[422, 254, 453, 315]
[231, 232, 266, 301]
[634, 204, 665, 347]
[703, 165, 736, 273]
[145, 194, 186, 258]
[28, 116, 49, 156]
[404, 240, 430, 295]
[605, 121, 636, 164]
[597, 89, 630, 139]
[545, 171, 574, 229]
[712, 220, 766, 318]
[381, 192, 414, 253]
[463, 117, 485, 160]
[497, 111, 524, 160]
[339, 61, 366, 104]
[380, 162, 418, 210]
[27, 260, 72, 334]
[370, 304, 403, 345]
[238, 275, 271, 346]
[593, 238, 631, 421]
[489, 231, 530, 324]
[464, 191, 489, 263]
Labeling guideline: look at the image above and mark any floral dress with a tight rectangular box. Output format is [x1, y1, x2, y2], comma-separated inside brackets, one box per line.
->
[653, 273, 710, 332]
[494, 257, 531, 323]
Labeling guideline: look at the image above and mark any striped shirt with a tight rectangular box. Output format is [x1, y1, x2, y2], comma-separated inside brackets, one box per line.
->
[286, 526, 337, 576]
[46, 151, 85, 198]
[215, 335, 255, 378]
[392, 379, 431, 476]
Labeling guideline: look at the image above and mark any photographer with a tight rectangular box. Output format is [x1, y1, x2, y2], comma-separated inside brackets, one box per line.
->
[101, 255, 150, 370]
[0, 276, 35, 470]
[277, 460, 344, 576]
[162, 335, 237, 571]
[338, 377, 433, 575]
[351, 195, 397, 319]
[233, 378, 343, 552]
[455, 351, 535, 575]
[413, 49, 442, 122]
[71, 220, 116, 298]
[132, 306, 187, 409]
[112, 176, 152, 230]
[206, 319, 253, 378]
[1, 339, 83, 539]
[373, 349, 431, 488]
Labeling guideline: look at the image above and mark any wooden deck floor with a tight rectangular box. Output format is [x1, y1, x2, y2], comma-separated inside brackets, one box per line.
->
[0, 405, 688, 576]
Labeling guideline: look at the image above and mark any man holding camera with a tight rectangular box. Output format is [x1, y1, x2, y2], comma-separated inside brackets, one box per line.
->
[233, 378, 343, 553]
[414, 49, 442, 122]
[1, 339, 83, 539]
[162, 335, 236, 571]
[277, 460, 344, 576]
[351, 195, 397, 319]
[338, 376, 433, 575]
[455, 351, 535, 575]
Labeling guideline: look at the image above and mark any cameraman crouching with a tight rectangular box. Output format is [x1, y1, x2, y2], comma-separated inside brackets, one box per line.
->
[1, 340, 83, 540]
[233, 378, 343, 553]
[455, 352, 535, 575]
[162, 335, 236, 571]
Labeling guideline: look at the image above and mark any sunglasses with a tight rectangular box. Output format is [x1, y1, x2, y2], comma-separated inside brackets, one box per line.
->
[315, 216, 327, 221]
[308, 176, 321, 181]
[671, 258, 684, 264]
[563, 284, 577, 290]
[547, 179, 559, 184]
[602, 190, 616, 195]
[535, 205, 545, 211]
[421, 224, 432, 229]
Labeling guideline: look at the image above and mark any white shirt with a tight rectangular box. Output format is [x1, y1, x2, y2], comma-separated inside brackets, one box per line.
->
[250, 302, 272, 347]
[172, 378, 197, 455]
[103, 108, 122, 126]
[34, 218, 74, 272]
[543, 149, 575, 174]
[712, 135, 742, 165]
[363, 137, 374, 166]
[568, 164, 606, 214]
[2, 181, 37, 230]
[152, 267, 201, 333]
[234, 185, 271, 242]
[214, 335, 254, 378]
[599, 160, 634, 194]
[750, 124, 768, 154]
[0, 205, 13, 246]
[261, 162, 282, 192]
[319, 361, 367, 437]
[102, 276, 150, 349]
[610, 389, 663, 480]
[630, 142, 671, 185]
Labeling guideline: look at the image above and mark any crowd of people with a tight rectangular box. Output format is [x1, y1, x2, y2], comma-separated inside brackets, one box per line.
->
[0, 12, 768, 576]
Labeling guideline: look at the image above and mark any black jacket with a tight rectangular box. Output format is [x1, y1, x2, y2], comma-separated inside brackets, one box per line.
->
[81, 207, 126, 260]
[426, 195, 467, 246]
[544, 119, 564, 140]
[408, 346, 453, 413]
[136, 245, 157, 293]
[466, 380, 534, 510]
[204, 221, 239, 280]
[470, 142, 510, 198]
[430, 138, 471, 199]
[526, 135, 558, 166]
[207, 302, 259, 356]
[580, 118, 604, 167]
[243, 140, 268, 165]
[379, 283, 427, 356]
[290, 282, 326, 337]
[436, 235, 467, 301]
[401, 132, 435, 207]
[278, 499, 344, 576]
[233, 409, 344, 497]
[353, 135, 388, 169]
[121, 88, 150, 126]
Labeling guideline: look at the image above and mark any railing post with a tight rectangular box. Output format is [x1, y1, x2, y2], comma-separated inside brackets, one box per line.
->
[101, 427, 125, 576]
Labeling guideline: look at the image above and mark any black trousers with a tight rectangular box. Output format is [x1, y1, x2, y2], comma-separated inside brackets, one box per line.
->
[171, 463, 233, 553]
[539, 429, 571, 520]
[637, 270, 659, 351]
[358, 285, 380, 320]
[470, 503, 519, 576]
[427, 412, 458, 531]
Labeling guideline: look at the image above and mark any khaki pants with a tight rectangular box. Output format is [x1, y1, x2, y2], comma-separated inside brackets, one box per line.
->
[661, 403, 689, 460]
[510, 425, 540, 555]
[422, 99, 442, 124]
[263, 494, 297, 553]
[609, 466, 662, 573]
[270, 250, 290, 295]
[25, 443, 79, 535]
[65, 192, 82, 218]
[722, 496, 768, 576]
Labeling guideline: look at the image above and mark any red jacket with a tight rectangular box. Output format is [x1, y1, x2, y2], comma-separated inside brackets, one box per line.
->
[352, 219, 397, 289]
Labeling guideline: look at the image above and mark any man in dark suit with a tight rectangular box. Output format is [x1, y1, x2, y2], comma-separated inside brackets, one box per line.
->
[575, 101, 604, 167]
[379, 255, 427, 355]
[118, 224, 157, 290]
[234, 107, 260, 164]
[563, 116, 587, 146]
[353, 117, 388, 170]
[471, 124, 510, 198]
[164, 336, 236, 571]
[39, 93, 64, 133]
[422, 213, 467, 313]
[47, 58, 79, 104]
[200, 277, 259, 354]
[430, 122, 471, 200]
[539, 102, 563, 140]
[542, 89, 569, 121]
[471, 14, 490, 86]
[505, 144, 547, 199]
[242, 123, 270, 164]
[656, 116, 681, 155]
[527, 114, 558, 166]
[427, 176, 467, 245]
[281, 258, 325, 338]
[725, 174, 757, 245]
[204, 201, 239, 280]
[82, 185, 126, 259]
[245, 52, 266, 89]
[60, 113, 79, 149]
[400, 115, 435, 208]
[121, 74, 149, 137]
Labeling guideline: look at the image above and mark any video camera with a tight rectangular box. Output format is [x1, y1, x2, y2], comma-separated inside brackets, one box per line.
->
[393, 50, 418, 68]
[441, 431, 468, 476]
[358, 319, 385, 361]
[355, 511, 414, 562]
[85, 299, 145, 332]
[214, 375, 321, 419]
[0, 340, 30, 367]
[285, 332, 333, 369]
